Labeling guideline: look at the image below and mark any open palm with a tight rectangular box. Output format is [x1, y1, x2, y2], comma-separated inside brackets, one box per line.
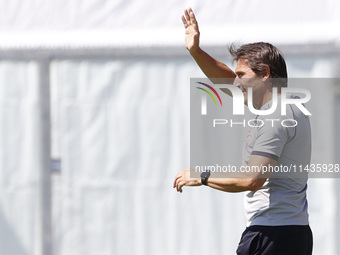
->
[181, 8, 200, 52]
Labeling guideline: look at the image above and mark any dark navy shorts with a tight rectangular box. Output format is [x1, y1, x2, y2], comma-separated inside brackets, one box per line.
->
[236, 225, 313, 255]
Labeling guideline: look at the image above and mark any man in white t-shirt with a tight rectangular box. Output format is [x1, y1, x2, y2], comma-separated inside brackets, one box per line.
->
[173, 8, 313, 255]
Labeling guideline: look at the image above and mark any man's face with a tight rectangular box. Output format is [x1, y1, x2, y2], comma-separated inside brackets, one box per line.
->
[234, 58, 266, 107]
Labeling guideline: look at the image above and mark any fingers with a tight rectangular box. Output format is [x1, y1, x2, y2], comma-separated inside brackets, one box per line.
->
[188, 8, 197, 25]
[181, 15, 188, 28]
[184, 9, 190, 22]
[173, 174, 184, 193]
[182, 8, 196, 27]
[173, 174, 181, 188]
[176, 180, 183, 193]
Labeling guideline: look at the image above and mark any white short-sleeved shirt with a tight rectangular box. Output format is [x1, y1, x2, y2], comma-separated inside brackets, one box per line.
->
[243, 96, 311, 226]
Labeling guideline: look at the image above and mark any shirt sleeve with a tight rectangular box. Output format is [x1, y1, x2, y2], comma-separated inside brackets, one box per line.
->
[251, 118, 293, 161]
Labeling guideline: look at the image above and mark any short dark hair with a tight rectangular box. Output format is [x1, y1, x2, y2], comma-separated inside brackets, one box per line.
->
[229, 42, 287, 87]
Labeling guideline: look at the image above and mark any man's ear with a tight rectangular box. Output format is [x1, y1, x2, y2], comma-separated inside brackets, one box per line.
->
[262, 65, 270, 81]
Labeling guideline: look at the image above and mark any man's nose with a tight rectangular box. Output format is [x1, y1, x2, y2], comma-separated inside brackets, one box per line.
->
[233, 78, 241, 88]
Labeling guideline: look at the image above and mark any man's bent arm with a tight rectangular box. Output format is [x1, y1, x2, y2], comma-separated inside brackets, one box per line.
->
[174, 155, 275, 193]
[182, 8, 236, 91]
[205, 155, 274, 192]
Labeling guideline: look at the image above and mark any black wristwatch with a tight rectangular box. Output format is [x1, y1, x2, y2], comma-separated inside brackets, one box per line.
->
[200, 170, 211, 186]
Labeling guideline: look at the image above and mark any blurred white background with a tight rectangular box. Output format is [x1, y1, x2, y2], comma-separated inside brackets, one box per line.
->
[1, 0, 340, 254]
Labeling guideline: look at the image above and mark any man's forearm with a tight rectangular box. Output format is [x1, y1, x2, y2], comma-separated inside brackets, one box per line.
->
[205, 177, 265, 193]
[174, 156, 272, 193]
[203, 156, 273, 193]
[190, 47, 236, 80]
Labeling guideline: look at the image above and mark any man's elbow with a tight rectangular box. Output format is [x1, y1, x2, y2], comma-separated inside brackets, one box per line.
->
[246, 178, 265, 191]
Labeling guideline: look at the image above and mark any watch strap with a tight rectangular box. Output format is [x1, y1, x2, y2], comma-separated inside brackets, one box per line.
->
[201, 170, 211, 186]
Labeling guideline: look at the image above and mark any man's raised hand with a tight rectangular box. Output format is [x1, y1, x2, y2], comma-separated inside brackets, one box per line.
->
[181, 8, 200, 53]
